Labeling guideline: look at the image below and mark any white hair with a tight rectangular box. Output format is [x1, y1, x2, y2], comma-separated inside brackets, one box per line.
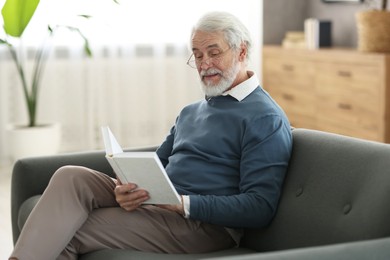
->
[190, 11, 253, 62]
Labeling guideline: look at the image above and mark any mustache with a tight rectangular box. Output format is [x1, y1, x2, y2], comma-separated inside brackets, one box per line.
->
[200, 68, 222, 77]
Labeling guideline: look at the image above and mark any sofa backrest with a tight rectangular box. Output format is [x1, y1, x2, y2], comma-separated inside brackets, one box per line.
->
[242, 128, 390, 251]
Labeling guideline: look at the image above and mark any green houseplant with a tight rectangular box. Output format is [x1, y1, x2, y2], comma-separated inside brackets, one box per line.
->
[0, 0, 92, 127]
[0, 0, 110, 160]
[356, 0, 390, 52]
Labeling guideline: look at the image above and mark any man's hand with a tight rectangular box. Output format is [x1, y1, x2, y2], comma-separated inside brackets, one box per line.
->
[157, 196, 185, 216]
[114, 183, 150, 211]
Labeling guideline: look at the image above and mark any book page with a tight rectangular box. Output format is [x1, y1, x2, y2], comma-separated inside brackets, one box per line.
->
[101, 126, 123, 156]
[101, 126, 181, 205]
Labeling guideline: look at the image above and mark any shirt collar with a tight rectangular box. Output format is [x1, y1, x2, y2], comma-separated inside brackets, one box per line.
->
[222, 71, 259, 101]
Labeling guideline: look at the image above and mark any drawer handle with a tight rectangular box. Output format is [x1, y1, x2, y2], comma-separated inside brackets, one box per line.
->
[282, 94, 294, 100]
[338, 71, 352, 78]
[338, 103, 352, 110]
[282, 64, 294, 71]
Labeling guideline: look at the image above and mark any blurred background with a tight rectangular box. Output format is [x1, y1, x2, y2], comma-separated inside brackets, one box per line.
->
[0, 0, 262, 164]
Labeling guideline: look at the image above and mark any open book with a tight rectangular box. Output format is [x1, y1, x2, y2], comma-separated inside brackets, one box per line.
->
[101, 126, 181, 205]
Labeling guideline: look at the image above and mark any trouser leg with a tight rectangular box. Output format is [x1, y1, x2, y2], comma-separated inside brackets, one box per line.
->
[59, 205, 235, 258]
[10, 166, 118, 260]
[11, 165, 235, 260]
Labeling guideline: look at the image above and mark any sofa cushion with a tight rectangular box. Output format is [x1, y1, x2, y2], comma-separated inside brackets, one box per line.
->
[17, 195, 41, 231]
[80, 248, 255, 260]
[205, 236, 390, 260]
[242, 129, 390, 251]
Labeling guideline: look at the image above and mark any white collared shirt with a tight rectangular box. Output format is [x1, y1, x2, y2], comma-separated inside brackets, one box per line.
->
[222, 71, 259, 101]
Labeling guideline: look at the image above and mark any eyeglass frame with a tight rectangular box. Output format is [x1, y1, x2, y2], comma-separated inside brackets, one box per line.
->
[186, 47, 233, 69]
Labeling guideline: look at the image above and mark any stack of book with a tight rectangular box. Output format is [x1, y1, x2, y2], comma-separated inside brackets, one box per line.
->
[304, 18, 332, 49]
[282, 31, 306, 49]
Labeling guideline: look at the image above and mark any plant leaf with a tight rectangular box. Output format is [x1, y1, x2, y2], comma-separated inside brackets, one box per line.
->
[84, 40, 92, 57]
[1, 0, 40, 37]
[78, 14, 92, 19]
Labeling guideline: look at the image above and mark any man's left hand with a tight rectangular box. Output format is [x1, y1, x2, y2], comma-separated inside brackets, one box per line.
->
[157, 197, 185, 216]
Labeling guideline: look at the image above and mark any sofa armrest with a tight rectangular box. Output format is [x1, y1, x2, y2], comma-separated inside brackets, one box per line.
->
[11, 146, 158, 244]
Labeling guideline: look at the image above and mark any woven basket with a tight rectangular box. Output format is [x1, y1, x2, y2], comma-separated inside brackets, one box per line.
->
[356, 10, 390, 52]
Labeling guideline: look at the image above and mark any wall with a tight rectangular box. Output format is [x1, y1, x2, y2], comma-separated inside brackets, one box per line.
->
[307, 0, 367, 47]
[264, 0, 370, 47]
[263, 0, 308, 45]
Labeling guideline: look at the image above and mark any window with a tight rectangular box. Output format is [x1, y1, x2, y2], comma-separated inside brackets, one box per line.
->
[3, 0, 262, 47]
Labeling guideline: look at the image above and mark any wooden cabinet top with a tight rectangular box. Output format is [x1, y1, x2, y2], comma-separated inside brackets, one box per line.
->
[263, 45, 390, 65]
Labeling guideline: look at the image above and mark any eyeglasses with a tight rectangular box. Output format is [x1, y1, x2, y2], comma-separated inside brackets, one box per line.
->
[186, 47, 232, 69]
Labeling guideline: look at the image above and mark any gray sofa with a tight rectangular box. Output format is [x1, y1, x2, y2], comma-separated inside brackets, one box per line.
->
[11, 128, 390, 259]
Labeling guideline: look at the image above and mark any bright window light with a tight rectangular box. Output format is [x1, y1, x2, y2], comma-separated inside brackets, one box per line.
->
[0, 0, 261, 47]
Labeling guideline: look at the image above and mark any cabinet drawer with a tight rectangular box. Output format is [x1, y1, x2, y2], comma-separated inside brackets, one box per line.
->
[315, 62, 381, 99]
[287, 112, 317, 129]
[316, 93, 383, 139]
[317, 88, 381, 118]
[263, 57, 315, 90]
[267, 87, 316, 117]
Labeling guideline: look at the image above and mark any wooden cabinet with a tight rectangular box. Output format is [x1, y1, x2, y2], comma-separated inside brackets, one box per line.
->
[263, 45, 390, 142]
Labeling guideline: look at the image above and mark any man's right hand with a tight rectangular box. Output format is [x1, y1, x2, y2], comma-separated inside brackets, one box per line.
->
[114, 183, 150, 211]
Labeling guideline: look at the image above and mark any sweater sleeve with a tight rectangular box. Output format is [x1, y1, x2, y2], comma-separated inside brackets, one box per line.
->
[188, 115, 292, 228]
[156, 124, 175, 167]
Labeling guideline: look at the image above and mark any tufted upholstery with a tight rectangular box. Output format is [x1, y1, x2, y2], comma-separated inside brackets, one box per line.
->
[11, 128, 390, 259]
[242, 128, 390, 251]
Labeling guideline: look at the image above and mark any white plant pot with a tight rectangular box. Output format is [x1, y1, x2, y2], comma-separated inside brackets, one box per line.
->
[7, 123, 61, 161]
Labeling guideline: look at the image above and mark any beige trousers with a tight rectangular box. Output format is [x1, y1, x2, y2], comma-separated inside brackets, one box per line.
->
[10, 166, 235, 260]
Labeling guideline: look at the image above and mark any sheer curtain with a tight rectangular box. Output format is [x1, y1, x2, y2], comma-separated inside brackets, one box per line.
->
[0, 0, 263, 163]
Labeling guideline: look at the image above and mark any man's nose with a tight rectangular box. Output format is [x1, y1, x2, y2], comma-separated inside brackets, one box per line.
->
[199, 58, 213, 70]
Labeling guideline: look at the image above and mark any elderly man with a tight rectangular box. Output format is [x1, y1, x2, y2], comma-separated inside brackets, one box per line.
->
[10, 11, 292, 260]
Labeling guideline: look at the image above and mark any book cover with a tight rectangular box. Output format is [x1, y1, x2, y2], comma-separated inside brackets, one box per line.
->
[304, 18, 332, 49]
[101, 126, 181, 205]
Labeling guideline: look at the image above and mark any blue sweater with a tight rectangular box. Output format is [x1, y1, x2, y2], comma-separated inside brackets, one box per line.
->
[157, 86, 292, 229]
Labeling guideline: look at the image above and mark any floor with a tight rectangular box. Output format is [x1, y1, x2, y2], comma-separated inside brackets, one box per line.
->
[0, 163, 13, 259]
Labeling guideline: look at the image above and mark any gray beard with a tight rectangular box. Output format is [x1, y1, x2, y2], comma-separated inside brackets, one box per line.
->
[200, 61, 240, 97]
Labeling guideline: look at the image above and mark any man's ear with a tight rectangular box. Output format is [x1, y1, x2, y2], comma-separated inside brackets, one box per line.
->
[238, 43, 247, 61]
